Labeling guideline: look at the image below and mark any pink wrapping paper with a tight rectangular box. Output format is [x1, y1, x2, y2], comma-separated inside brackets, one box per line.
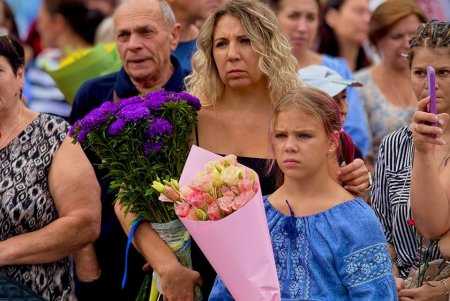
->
[179, 145, 281, 301]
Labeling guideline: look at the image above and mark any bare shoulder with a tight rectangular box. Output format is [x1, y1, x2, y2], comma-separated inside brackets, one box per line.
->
[49, 135, 99, 211]
[50, 136, 94, 177]
[54, 136, 86, 160]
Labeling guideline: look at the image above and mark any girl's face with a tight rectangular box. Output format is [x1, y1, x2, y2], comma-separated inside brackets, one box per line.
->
[276, 0, 320, 52]
[272, 105, 336, 180]
[376, 14, 422, 70]
[326, 0, 371, 46]
[410, 47, 450, 114]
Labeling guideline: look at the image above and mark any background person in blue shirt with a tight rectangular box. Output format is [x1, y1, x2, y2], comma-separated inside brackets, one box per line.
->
[264, 0, 371, 159]
[168, 0, 210, 74]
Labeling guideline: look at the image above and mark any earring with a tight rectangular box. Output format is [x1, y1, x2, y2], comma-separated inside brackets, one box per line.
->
[328, 148, 335, 157]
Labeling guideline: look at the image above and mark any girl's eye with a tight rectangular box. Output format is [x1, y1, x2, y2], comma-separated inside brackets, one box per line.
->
[438, 69, 449, 76]
[274, 133, 286, 139]
[298, 133, 311, 139]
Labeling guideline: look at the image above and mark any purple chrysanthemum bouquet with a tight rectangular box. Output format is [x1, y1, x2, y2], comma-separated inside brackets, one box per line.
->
[69, 90, 200, 222]
[69, 90, 202, 300]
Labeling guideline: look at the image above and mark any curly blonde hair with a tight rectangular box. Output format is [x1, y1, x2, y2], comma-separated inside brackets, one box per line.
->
[185, 0, 300, 107]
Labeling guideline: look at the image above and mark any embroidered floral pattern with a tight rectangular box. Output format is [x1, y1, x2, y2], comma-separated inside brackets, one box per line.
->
[272, 218, 311, 299]
[344, 243, 391, 287]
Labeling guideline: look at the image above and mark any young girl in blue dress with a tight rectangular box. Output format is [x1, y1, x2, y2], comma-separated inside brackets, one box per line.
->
[209, 87, 397, 300]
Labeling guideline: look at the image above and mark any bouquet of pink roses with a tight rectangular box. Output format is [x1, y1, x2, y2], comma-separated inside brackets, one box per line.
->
[152, 154, 259, 221]
[152, 146, 281, 301]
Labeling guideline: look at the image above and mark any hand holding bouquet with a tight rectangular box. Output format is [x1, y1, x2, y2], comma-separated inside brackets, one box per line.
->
[405, 219, 448, 288]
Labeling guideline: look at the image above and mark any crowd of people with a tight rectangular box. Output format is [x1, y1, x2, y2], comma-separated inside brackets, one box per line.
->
[0, 0, 449, 300]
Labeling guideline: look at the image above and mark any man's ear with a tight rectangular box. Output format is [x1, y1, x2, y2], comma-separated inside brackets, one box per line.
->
[169, 23, 181, 52]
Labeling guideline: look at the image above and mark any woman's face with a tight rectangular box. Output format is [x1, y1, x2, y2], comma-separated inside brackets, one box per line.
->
[376, 14, 422, 70]
[326, 0, 371, 46]
[276, 0, 320, 52]
[212, 15, 265, 90]
[0, 56, 24, 111]
[410, 47, 450, 114]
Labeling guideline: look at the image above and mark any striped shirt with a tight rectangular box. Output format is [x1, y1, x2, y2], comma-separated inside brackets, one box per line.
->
[24, 48, 72, 119]
[371, 126, 440, 279]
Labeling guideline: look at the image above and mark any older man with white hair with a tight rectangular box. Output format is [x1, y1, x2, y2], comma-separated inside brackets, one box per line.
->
[70, 1, 191, 300]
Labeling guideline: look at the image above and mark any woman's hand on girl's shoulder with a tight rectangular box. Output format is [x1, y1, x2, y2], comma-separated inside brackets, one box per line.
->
[337, 159, 371, 194]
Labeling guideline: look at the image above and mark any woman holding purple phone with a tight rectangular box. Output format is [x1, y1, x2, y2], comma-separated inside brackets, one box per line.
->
[409, 21, 450, 247]
[372, 20, 450, 300]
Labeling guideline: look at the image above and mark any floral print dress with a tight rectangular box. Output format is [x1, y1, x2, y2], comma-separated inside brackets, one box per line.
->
[355, 68, 415, 165]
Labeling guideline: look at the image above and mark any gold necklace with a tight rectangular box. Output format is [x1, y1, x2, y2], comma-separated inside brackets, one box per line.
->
[0, 104, 24, 149]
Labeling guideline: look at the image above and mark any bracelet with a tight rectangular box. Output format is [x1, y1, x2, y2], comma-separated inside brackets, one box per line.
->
[441, 279, 449, 296]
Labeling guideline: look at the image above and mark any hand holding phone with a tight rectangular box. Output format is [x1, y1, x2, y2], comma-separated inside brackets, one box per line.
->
[427, 66, 437, 127]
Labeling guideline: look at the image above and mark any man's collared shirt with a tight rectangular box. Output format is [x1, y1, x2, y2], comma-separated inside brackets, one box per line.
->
[70, 55, 187, 124]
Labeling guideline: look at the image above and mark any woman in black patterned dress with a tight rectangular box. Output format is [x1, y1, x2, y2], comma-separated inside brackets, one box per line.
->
[0, 35, 101, 300]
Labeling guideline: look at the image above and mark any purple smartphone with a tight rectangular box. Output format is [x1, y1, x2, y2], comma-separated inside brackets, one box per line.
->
[427, 66, 437, 127]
